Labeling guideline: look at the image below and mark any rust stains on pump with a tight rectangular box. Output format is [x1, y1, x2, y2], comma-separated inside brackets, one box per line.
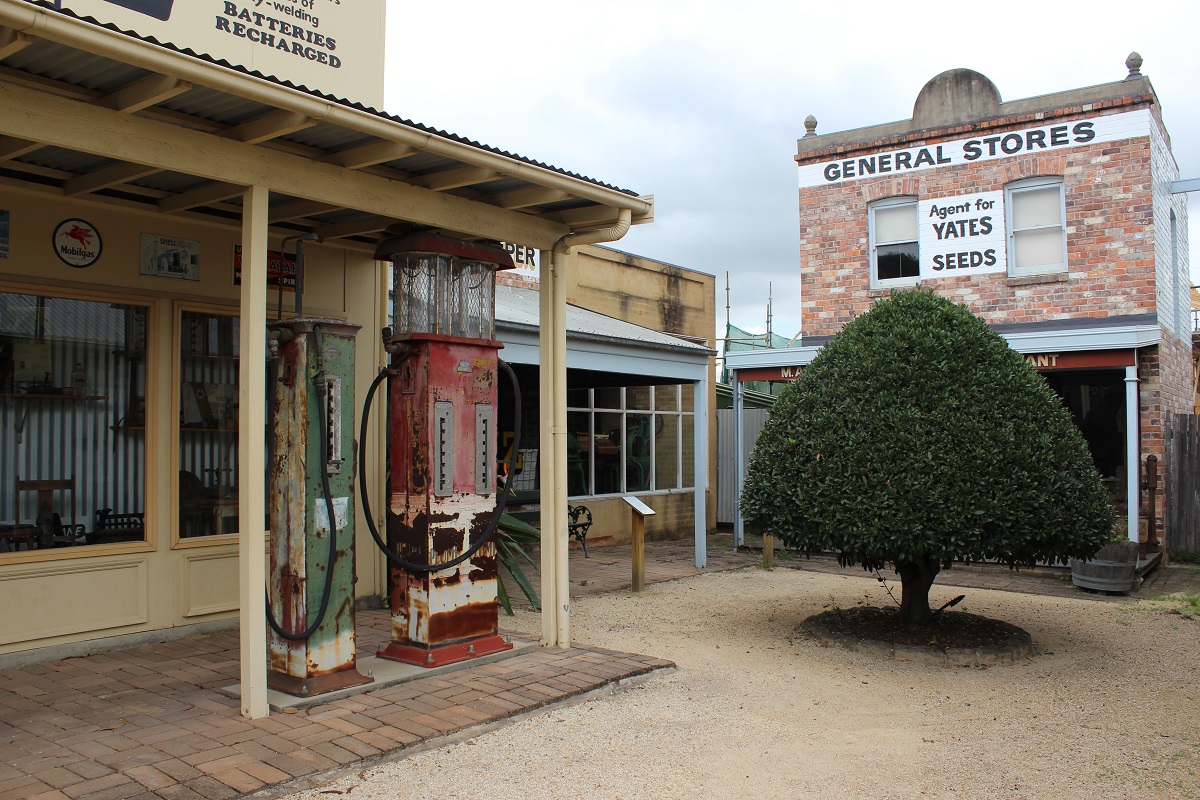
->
[430, 525, 464, 556]
[431, 569, 464, 589]
[427, 600, 501, 644]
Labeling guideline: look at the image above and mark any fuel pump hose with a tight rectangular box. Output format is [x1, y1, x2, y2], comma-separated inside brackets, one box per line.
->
[358, 358, 520, 574]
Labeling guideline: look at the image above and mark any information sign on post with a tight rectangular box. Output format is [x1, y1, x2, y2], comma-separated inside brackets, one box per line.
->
[622, 496, 655, 592]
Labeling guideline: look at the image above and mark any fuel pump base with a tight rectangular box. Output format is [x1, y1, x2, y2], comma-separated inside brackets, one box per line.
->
[377, 634, 512, 669]
[267, 319, 373, 697]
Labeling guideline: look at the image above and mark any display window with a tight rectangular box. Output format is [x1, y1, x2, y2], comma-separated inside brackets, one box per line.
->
[175, 307, 241, 540]
[564, 385, 695, 498]
[0, 287, 150, 555]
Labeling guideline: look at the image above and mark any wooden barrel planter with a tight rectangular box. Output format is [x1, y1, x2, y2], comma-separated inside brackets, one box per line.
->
[1071, 540, 1140, 592]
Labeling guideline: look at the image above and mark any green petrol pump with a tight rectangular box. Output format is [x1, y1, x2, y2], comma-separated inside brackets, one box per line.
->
[263, 240, 371, 697]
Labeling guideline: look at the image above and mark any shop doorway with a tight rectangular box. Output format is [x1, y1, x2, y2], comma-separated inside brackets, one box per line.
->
[1042, 368, 1126, 499]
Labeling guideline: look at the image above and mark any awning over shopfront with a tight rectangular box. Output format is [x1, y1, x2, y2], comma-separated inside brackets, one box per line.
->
[0, 1, 656, 718]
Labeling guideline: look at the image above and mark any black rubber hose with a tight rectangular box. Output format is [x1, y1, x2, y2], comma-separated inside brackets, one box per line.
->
[358, 357, 520, 574]
[265, 325, 342, 641]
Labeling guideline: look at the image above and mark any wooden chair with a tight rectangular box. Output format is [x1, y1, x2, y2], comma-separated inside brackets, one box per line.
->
[15, 475, 75, 549]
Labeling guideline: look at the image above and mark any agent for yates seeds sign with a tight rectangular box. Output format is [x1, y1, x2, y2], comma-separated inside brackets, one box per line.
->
[918, 191, 1006, 280]
[41, 1, 385, 109]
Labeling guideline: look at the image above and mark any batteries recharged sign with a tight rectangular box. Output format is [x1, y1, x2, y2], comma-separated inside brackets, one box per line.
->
[918, 191, 1006, 279]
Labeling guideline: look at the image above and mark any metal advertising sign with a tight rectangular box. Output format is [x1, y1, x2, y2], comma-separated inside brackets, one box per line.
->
[41, 0, 386, 108]
[51, 218, 102, 268]
[140, 233, 200, 281]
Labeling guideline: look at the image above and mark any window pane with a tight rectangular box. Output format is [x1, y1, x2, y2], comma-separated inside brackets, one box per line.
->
[594, 387, 621, 410]
[179, 311, 240, 538]
[655, 414, 679, 490]
[876, 243, 920, 280]
[626, 414, 652, 491]
[682, 415, 695, 487]
[0, 292, 148, 550]
[654, 385, 678, 412]
[566, 410, 590, 497]
[1013, 186, 1062, 229]
[566, 388, 590, 408]
[682, 386, 695, 413]
[874, 203, 917, 244]
[594, 412, 623, 494]
[627, 386, 651, 411]
[1013, 228, 1065, 269]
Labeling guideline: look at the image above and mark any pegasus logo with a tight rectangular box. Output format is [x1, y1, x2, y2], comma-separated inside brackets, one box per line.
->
[63, 224, 94, 248]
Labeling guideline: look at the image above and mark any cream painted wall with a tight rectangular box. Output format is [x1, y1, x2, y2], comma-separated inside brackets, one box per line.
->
[0, 184, 387, 656]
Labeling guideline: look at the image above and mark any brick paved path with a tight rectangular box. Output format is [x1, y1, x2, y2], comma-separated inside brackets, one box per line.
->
[0, 538, 751, 800]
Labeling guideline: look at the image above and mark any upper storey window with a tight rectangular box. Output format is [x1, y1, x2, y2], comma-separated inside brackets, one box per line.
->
[1006, 177, 1066, 277]
[869, 197, 919, 287]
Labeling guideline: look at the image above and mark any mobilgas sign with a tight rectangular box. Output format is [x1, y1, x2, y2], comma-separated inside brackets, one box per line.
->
[918, 191, 1006, 279]
[798, 109, 1151, 188]
[38, 1, 385, 109]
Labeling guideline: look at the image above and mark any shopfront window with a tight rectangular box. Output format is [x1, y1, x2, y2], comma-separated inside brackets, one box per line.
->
[178, 310, 240, 538]
[0, 290, 148, 552]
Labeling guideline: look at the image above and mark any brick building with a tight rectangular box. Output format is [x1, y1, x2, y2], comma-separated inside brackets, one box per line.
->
[726, 57, 1191, 551]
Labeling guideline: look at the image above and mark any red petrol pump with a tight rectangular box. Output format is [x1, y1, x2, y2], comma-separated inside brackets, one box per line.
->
[361, 232, 520, 668]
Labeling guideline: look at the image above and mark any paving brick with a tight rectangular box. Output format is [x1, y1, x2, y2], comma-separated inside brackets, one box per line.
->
[59, 772, 134, 799]
[123, 764, 177, 791]
[32, 767, 84, 790]
[179, 775, 240, 800]
[331, 735, 380, 760]
[27, 790, 71, 800]
[237, 760, 292, 786]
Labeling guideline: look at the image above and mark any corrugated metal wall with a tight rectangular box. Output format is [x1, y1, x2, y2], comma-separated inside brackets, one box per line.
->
[716, 407, 769, 525]
[1, 298, 147, 527]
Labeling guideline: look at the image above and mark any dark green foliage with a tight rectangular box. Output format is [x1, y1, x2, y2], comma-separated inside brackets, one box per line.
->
[496, 513, 541, 615]
[741, 289, 1114, 582]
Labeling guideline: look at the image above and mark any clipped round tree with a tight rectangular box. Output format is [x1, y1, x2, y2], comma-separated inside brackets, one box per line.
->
[741, 289, 1114, 626]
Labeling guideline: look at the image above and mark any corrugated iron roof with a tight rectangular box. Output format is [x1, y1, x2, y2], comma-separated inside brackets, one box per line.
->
[0, 1, 653, 248]
[18, 0, 640, 198]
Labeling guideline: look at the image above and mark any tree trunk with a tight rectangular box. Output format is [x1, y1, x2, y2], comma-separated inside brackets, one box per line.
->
[894, 557, 940, 626]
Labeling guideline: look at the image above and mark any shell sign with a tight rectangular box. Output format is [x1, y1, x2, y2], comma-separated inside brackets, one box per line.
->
[41, 0, 386, 109]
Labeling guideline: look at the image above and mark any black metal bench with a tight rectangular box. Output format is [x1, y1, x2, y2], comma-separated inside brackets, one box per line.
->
[89, 509, 145, 545]
[568, 504, 592, 558]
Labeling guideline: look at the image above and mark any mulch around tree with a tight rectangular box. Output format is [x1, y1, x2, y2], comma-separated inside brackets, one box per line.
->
[799, 606, 1033, 666]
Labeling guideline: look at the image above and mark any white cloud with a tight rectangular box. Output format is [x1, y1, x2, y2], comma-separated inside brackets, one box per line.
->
[384, 0, 1200, 339]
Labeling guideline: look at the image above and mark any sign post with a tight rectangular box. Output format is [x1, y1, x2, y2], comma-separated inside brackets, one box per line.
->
[622, 495, 655, 592]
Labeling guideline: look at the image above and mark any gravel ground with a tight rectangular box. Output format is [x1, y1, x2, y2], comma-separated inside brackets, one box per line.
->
[278, 567, 1200, 799]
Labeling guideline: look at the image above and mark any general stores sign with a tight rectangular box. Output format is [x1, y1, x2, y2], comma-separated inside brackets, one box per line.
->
[40, 1, 386, 108]
[797, 109, 1151, 189]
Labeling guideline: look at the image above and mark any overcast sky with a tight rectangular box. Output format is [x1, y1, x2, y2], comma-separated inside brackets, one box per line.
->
[383, 0, 1200, 341]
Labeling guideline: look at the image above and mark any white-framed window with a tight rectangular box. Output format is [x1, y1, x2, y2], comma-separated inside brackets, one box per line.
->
[1006, 177, 1066, 277]
[869, 196, 919, 287]
[564, 385, 695, 498]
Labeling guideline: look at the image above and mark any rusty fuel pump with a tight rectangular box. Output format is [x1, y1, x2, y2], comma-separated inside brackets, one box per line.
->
[264, 235, 372, 697]
[359, 232, 520, 668]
